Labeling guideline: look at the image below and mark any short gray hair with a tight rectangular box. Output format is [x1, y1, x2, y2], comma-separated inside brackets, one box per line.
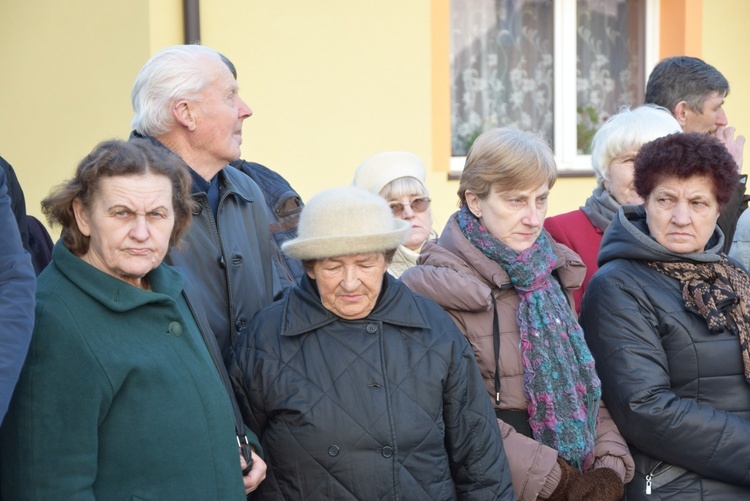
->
[131, 44, 222, 137]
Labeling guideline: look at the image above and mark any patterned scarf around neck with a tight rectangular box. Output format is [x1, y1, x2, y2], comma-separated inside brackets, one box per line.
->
[647, 258, 750, 382]
[457, 206, 601, 470]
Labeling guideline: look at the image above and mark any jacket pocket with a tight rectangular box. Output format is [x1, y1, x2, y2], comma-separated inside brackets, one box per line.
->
[644, 461, 689, 495]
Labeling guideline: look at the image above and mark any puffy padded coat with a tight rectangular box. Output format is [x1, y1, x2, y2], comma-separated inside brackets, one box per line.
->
[402, 214, 634, 500]
[579, 205, 750, 500]
[232, 272, 514, 500]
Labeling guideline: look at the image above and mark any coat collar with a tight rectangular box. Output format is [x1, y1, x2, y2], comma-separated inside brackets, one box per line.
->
[429, 214, 585, 291]
[51, 241, 185, 312]
[129, 131, 255, 203]
[279, 272, 431, 336]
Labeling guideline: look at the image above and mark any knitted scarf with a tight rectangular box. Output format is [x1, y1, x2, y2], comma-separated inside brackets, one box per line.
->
[456, 206, 601, 470]
[647, 258, 750, 383]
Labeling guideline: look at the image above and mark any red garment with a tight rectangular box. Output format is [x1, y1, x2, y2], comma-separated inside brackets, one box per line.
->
[544, 209, 603, 313]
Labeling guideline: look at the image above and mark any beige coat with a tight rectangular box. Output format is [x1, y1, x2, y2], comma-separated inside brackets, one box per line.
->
[401, 215, 634, 501]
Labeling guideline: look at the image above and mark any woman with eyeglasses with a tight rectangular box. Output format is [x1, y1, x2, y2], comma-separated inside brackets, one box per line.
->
[353, 151, 436, 277]
[401, 128, 634, 501]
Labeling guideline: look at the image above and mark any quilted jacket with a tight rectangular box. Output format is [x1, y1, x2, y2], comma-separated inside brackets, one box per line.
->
[232, 272, 514, 500]
[579, 205, 750, 500]
[401, 214, 634, 500]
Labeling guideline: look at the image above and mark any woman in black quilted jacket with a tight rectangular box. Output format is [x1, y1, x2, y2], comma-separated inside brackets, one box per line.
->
[580, 132, 750, 500]
[231, 186, 514, 501]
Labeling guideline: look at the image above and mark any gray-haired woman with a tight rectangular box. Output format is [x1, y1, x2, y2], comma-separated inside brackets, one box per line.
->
[231, 186, 513, 500]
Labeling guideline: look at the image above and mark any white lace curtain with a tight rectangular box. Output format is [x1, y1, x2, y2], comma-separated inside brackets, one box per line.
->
[451, 0, 646, 156]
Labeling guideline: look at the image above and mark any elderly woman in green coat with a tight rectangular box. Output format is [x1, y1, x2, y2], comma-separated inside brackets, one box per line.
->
[0, 139, 264, 499]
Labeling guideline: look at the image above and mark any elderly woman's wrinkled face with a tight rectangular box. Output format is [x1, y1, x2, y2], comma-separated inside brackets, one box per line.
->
[605, 148, 643, 205]
[465, 182, 549, 252]
[307, 252, 389, 320]
[388, 194, 433, 251]
[73, 173, 175, 289]
[644, 175, 720, 254]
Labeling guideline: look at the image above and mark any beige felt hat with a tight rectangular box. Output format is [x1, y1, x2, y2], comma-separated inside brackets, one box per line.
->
[282, 186, 409, 261]
[352, 151, 428, 196]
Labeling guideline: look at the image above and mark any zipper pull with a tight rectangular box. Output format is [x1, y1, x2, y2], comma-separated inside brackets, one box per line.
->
[645, 474, 652, 495]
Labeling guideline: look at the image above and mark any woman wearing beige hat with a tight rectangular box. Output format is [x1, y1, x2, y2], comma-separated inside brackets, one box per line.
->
[353, 151, 436, 277]
[231, 186, 514, 500]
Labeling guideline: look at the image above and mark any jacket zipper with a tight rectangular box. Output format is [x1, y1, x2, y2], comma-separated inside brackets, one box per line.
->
[645, 461, 676, 495]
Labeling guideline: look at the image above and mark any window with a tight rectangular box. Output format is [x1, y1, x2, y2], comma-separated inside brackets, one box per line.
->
[450, 0, 659, 172]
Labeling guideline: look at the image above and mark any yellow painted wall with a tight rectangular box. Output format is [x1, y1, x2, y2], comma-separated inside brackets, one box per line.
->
[197, 1, 458, 226]
[3, 1, 750, 237]
[0, 1, 143, 231]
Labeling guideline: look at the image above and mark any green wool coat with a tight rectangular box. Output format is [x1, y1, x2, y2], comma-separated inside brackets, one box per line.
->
[0, 242, 246, 500]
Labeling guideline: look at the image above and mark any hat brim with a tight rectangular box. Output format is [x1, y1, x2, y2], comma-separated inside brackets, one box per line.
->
[282, 223, 410, 261]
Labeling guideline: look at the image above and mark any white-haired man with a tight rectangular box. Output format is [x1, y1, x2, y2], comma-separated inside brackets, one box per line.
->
[130, 44, 272, 493]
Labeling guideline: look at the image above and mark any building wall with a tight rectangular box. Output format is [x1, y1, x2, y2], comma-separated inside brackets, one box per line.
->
[1, 0, 749, 236]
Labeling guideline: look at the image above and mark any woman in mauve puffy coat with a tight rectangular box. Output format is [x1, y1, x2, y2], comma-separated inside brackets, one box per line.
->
[402, 128, 634, 501]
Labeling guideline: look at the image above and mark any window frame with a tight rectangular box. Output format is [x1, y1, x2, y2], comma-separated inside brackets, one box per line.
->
[450, 0, 661, 175]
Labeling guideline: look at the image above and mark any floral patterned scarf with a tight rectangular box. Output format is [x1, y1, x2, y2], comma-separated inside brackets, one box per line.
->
[457, 206, 601, 470]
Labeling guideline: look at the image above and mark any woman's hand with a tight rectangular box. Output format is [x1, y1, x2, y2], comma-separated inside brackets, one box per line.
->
[240, 448, 267, 494]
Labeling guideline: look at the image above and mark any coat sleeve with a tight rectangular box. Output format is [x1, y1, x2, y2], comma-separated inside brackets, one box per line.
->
[442, 315, 515, 501]
[231, 326, 270, 442]
[497, 419, 560, 500]
[1, 294, 106, 499]
[580, 266, 750, 486]
[592, 401, 635, 482]
[0, 168, 35, 424]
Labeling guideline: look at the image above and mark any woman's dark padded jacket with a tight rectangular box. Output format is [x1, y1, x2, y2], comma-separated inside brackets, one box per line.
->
[232, 273, 514, 500]
[579, 205, 750, 500]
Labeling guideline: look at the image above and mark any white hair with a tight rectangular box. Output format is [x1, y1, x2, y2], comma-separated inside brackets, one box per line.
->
[131, 44, 222, 137]
[591, 104, 682, 183]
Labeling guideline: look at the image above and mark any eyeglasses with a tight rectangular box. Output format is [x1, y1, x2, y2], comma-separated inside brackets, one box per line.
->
[389, 197, 431, 216]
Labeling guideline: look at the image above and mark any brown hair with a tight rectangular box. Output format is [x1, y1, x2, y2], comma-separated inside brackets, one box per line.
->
[634, 132, 738, 210]
[458, 128, 557, 206]
[42, 138, 196, 256]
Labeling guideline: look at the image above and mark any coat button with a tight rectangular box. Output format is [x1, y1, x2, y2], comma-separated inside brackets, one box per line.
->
[328, 445, 340, 457]
[235, 317, 246, 332]
[168, 322, 183, 336]
[232, 254, 243, 266]
[381, 446, 393, 458]
[366, 323, 377, 334]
